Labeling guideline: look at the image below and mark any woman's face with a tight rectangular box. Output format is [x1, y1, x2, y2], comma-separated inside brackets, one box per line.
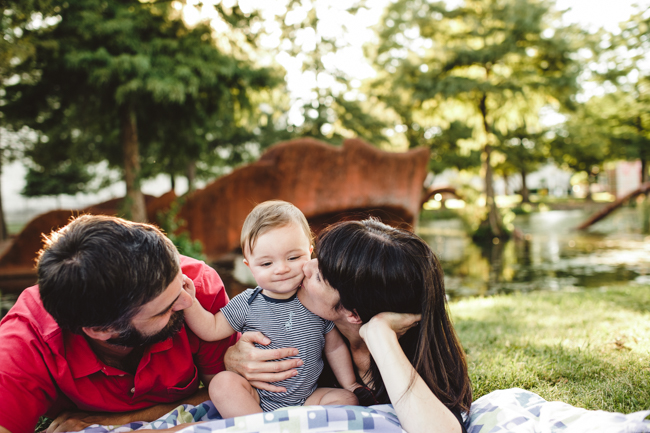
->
[298, 258, 343, 321]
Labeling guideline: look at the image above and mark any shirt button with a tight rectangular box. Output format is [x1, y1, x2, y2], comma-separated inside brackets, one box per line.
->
[130, 387, 135, 393]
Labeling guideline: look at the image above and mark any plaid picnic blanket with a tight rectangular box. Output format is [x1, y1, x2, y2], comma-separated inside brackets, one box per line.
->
[81, 403, 404, 432]
[80, 388, 650, 433]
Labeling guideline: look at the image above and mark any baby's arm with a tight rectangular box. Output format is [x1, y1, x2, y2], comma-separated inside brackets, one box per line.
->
[182, 275, 236, 342]
[323, 327, 361, 392]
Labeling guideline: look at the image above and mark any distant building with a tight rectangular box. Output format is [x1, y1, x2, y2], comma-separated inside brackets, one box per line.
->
[606, 160, 642, 199]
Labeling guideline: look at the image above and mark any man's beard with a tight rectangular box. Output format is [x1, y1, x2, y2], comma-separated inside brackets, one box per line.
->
[107, 310, 185, 347]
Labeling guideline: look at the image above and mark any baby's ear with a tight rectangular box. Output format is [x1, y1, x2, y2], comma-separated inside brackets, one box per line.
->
[243, 258, 250, 268]
[309, 245, 314, 254]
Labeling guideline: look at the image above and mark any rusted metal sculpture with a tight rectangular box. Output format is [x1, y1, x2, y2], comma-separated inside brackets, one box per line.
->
[0, 138, 429, 292]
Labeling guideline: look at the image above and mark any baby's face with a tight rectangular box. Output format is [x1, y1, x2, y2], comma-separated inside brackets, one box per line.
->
[244, 223, 312, 299]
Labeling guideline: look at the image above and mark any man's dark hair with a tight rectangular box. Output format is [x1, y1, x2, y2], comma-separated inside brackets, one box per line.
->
[37, 214, 180, 334]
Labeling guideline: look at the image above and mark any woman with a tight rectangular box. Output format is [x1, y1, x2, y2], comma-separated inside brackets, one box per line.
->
[228, 218, 472, 433]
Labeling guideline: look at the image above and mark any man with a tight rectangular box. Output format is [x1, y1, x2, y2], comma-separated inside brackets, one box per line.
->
[0, 215, 238, 433]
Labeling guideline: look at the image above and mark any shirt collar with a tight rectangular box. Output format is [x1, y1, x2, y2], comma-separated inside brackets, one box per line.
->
[65, 329, 179, 379]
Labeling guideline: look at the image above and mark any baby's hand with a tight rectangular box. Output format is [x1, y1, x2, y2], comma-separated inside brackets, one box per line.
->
[181, 274, 197, 301]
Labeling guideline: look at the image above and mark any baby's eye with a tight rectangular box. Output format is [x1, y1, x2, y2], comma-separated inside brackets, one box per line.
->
[289, 256, 301, 261]
[261, 262, 272, 267]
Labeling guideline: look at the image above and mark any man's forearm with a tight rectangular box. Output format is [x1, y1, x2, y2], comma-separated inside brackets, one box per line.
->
[121, 387, 211, 422]
[45, 388, 211, 433]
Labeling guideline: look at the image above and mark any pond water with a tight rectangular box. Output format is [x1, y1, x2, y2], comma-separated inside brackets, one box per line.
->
[419, 207, 650, 299]
[1, 206, 648, 319]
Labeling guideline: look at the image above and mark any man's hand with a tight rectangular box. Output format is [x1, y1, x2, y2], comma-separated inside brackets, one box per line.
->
[223, 331, 303, 392]
[44, 388, 211, 433]
[45, 410, 126, 433]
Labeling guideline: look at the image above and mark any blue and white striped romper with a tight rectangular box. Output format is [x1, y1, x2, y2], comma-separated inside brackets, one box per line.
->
[220, 287, 335, 412]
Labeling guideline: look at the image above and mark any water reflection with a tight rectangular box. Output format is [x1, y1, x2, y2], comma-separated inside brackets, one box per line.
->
[419, 208, 650, 299]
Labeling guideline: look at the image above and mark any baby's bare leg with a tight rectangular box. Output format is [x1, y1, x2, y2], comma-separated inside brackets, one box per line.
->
[305, 387, 359, 406]
[209, 371, 262, 418]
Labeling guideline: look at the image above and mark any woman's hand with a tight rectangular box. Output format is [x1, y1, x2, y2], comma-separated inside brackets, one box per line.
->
[223, 332, 303, 392]
[359, 312, 421, 341]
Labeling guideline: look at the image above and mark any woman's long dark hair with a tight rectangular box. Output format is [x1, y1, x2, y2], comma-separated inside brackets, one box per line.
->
[316, 218, 472, 412]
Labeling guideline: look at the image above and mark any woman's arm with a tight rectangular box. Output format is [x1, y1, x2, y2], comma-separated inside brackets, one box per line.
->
[360, 313, 462, 433]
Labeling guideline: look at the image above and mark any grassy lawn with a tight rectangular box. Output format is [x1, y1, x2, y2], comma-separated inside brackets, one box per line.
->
[451, 285, 650, 414]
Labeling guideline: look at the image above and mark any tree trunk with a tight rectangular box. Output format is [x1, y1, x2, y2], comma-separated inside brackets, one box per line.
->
[121, 105, 147, 222]
[503, 173, 510, 196]
[186, 160, 197, 193]
[0, 153, 7, 241]
[521, 169, 530, 203]
[642, 158, 649, 234]
[585, 176, 594, 202]
[479, 92, 504, 238]
[170, 173, 176, 193]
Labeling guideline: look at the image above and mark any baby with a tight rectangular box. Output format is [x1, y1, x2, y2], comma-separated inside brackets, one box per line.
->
[183, 200, 359, 418]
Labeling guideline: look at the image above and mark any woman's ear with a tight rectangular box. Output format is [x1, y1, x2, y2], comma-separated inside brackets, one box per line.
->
[345, 309, 363, 325]
[82, 326, 118, 341]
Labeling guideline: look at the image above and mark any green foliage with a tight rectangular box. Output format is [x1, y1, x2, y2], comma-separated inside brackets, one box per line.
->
[35, 416, 52, 432]
[22, 160, 92, 197]
[493, 127, 548, 179]
[452, 285, 650, 412]
[589, 7, 650, 183]
[548, 103, 609, 195]
[371, 0, 583, 237]
[2, 0, 279, 214]
[156, 201, 206, 261]
[373, 0, 583, 139]
[419, 207, 463, 222]
[271, 0, 390, 147]
[428, 121, 481, 174]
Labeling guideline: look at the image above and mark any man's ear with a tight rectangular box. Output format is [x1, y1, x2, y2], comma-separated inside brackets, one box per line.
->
[82, 326, 118, 341]
[345, 309, 363, 325]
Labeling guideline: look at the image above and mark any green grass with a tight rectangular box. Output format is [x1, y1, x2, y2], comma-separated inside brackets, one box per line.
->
[451, 285, 650, 413]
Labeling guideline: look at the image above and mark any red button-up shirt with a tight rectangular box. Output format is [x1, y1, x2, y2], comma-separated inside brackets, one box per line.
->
[0, 256, 238, 433]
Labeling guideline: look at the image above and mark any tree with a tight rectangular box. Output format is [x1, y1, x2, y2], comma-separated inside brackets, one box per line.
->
[268, 0, 390, 146]
[493, 127, 548, 202]
[3, 0, 277, 221]
[548, 103, 609, 201]
[0, 0, 57, 239]
[596, 8, 650, 185]
[593, 8, 650, 232]
[372, 0, 582, 238]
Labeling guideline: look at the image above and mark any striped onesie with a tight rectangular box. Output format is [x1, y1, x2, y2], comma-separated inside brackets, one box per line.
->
[220, 287, 335, 411]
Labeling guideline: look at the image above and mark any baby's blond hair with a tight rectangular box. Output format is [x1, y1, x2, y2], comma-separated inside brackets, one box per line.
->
[240, 200, 312, 257]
